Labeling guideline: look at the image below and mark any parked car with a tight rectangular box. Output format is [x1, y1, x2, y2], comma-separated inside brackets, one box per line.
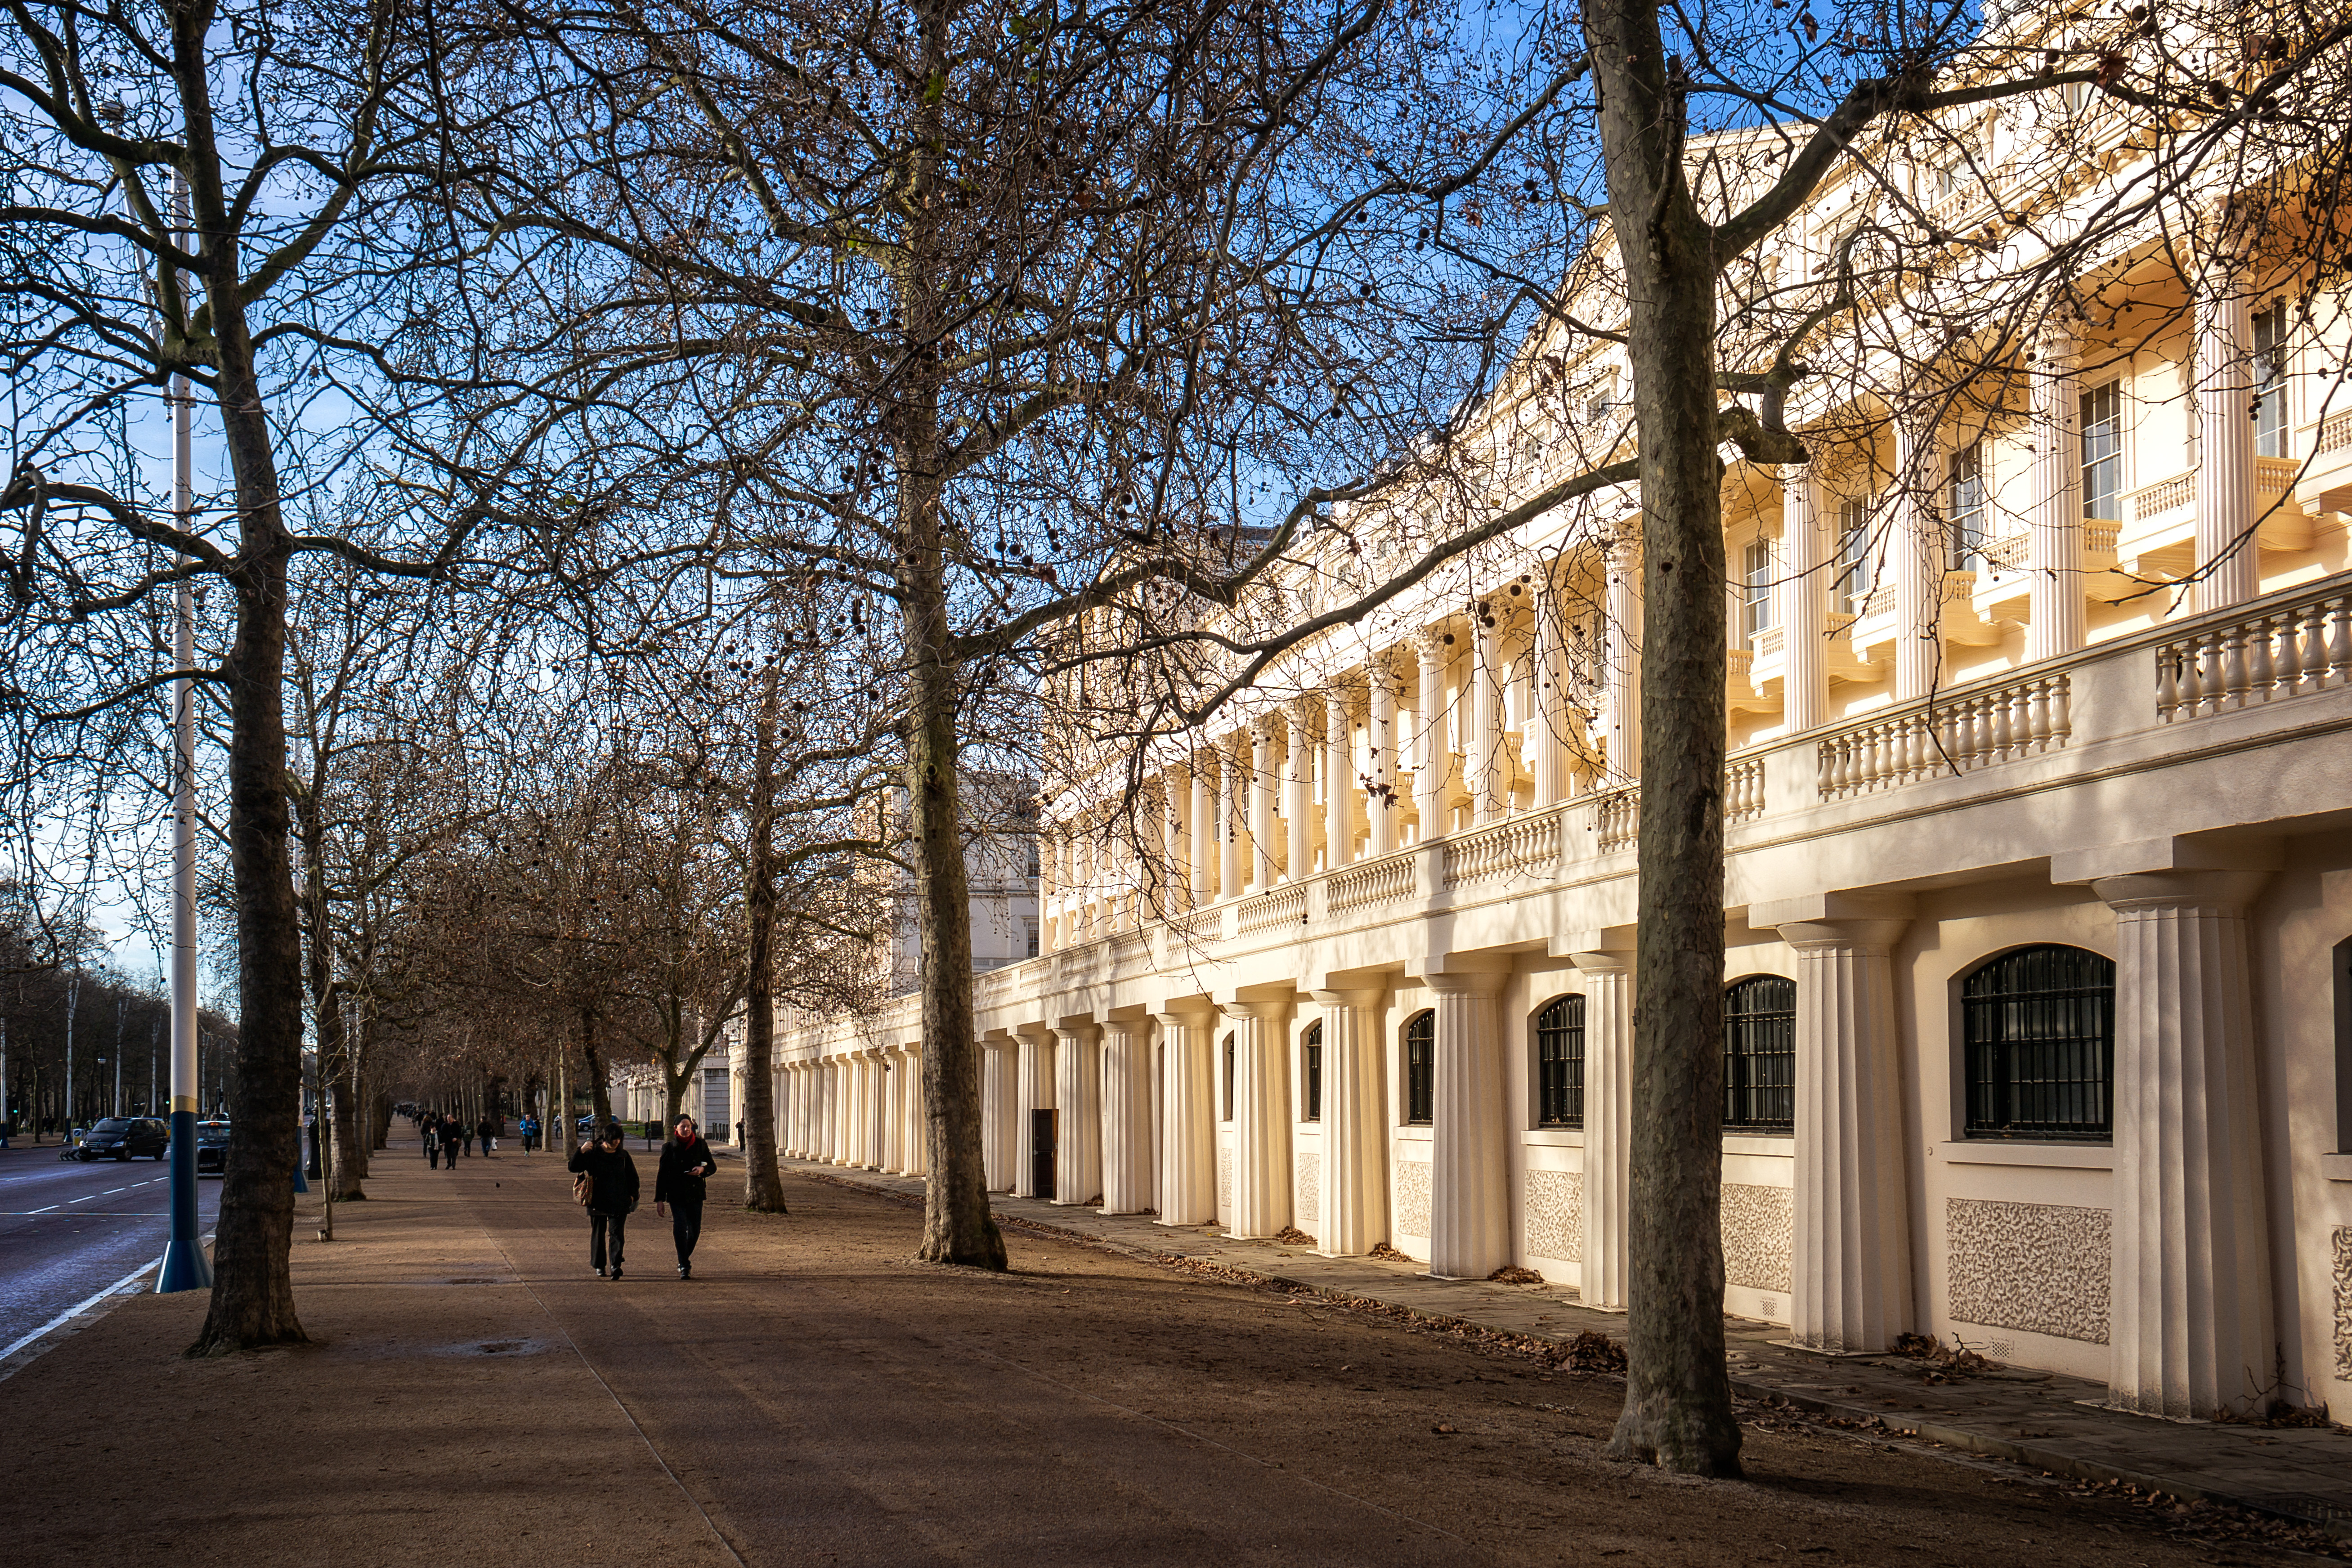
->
[193, 1120, 231, 1174]
[79, 1116, 169, 1161]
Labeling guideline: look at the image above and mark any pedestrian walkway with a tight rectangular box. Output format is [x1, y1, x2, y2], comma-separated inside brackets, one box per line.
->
[786, 1157, 2352, 1541]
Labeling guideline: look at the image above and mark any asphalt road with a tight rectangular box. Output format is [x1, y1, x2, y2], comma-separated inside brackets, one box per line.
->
[0, 1142, 220, 1353]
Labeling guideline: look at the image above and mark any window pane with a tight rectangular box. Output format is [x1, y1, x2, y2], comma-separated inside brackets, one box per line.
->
[1723, 976, 1796, 1131]
[1405, 1012, 1434, 1126]
[1303, 1022, 1322, 1122]
[1962, 945, 2115, 1139]
[1742, 539, 1774, 639]
[2254, 306, 2289, 459]
[1948, 442, 1988, 571]
[2081, 382, 2124, 521]
[1536, 995, 1586, 1128]
[1835, 499, 1875, 615]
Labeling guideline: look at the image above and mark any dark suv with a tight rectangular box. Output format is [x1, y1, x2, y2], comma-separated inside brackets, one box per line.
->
[193, 1120, 231, 1174]
[80, 1116, 169, 1161]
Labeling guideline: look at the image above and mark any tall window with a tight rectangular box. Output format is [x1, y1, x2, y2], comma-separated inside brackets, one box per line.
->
[1835, 498, 1875, 616]
[1741, 538, 1774, 641]
[1535, 995, 1586, 1128]
[1723, 976, 1796, 1131]
[1947, 441, 1989, 572]
[2254, 304, 2289, 458]
[1221, 1032, 1235, 1121]
[1403, 1011, 1434, 1125]
[2081, 381, 2124, 521]
[1962, 945, 2115, 1139]
[1302, 1022, 1323, 1122]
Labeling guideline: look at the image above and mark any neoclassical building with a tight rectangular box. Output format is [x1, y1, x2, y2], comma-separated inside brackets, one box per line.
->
[761, 53, 2352, 1424]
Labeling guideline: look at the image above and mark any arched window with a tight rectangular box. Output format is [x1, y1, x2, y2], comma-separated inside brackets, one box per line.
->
[1535, 995, 1586, 1128]
[1221, 1032, 1235, 1121]
[1403, 1011, 1435, 1125]
[1723, 976, 1796, 1131]
[1963, 945, 2115, 1139]
[1301, 1021, 1323, 1122]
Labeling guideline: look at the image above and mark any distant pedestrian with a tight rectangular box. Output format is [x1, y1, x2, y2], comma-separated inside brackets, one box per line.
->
[477, 1116, 496, 1158]
[425, 1115, 443, 1168]
[458, 1122, 474, 1158]
[734, 1119, 744, 1148]
[654, 1115, 719, 1280]
[519, 1115, 538, 1154]
[569, 1122, 639, 1279]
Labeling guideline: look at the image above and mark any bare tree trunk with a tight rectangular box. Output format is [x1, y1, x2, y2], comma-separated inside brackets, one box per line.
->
[1589, 0, 1740, 1475]
[580, 1007, 612, 1125]
[739, 660, 788, 1211]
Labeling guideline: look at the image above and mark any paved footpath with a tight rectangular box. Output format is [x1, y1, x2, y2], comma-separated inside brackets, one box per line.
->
[797, 1157, 2352, 1541]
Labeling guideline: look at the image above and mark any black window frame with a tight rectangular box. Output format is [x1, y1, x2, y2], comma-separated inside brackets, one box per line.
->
[1403, 1010, 1434, 1126]
[1962, 944, 2115, 1141]
[1221, 1032, 1235, 1122]
[1301, 1021, 1323, 1122]
[1723, 975, 1796, 1132]
[1535, 995, 1586, 1129]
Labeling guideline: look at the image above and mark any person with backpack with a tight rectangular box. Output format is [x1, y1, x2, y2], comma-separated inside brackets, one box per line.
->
[654, 1114, 720, 1280]
[569, 1121, 640, 1279]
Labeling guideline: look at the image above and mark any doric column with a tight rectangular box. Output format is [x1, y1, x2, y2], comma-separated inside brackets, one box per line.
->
[1219, 997, 1293, 1238]
[1603, 536, 1642, 780]
[1779, 468, 1829, 731]
[1892, 420, 1939, 701]
[1309, 986, 1389, 1256]
[1217, 742, 1241, 900]
[1571, 950, 1632, 1309]
[1249, 720, 1277, 890]
[1323, 688, 1355, 872]
[1778, 914, 1914, 1352]
[1530, 582, 1573, 805]
[901, 1047, 927, 1177]
[826, 1057, 847, 1164]
[1100, 1020, 1153, 1214]
[2027, 325, 2086, 661]
[1153, 1007, 1217, 1224]
[1053, 1021, 1102, 1205]
[2093, 870, 2275, 1418]
[1013, 1026, 1054, 1199]
[1469, 610, 1505, 824]
[981, 1039, 1013, 1191]
[1425, 967, 1509, 1279]
[1189, 759, 1214, 907]
[1412, 627, 1451, 839]
[2195, 283, 2259, 611]
[1283, 702, 1313, 881]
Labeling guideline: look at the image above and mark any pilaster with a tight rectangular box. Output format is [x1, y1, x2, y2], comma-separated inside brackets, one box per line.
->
[1100, 1021, 1153, 1214]
[1053, 1021, 1102, 1206]
[1425, 967, 1509, 1279]
[1570, 950, 1632, 1309]
[1154, 1007, 1218, 1225]
[981, 1039, 1015, 1192]
[1219, 996, 1294, 1239]
[1309, 986, 1390, 1256]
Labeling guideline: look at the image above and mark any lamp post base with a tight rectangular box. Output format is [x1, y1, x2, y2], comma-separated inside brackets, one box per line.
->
[156, 1238, 212, 1294]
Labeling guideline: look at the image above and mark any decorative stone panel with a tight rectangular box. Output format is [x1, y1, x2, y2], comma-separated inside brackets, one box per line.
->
[1523, 1169, 1583, 1261]
[2334, 1228, 2352, 1380]
[1721, 1183, 1794, 1293]
[1945, 1197, 2111, 1346]
[1217, 1147, 1233, 1214]
[1395, 1159, 1432, 1237]
[1295, 1151, 1321, 1226]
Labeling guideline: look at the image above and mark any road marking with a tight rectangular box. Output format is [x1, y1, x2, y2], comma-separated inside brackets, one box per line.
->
[0, 1250, 174, 1362]
[68, 1196, 94, 1203]
[28, 1205, 57, 1214]
[103, 1187, 125, 1194]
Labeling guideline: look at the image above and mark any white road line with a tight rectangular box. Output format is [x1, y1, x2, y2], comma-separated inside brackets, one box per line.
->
[103, 1187, 125, 1194]
[68, 1196, 94, 1203]
[29, 1205, 57, 1214]
[1, 1258, 162, 1361]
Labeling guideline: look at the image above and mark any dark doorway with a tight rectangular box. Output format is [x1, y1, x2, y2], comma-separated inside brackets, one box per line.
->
[1031, 1108, 1057, 1200]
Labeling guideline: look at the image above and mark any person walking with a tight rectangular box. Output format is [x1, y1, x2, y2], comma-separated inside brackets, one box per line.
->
[570, 1121, 639, 1279]
[519, 1113, 538, 1155]
[654, 1114, 719, 1280]
[425, 1113, 443, 1169]
[477, 1114, 497, 1158]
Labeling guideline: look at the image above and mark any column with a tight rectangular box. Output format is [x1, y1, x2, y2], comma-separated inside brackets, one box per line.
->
[901, 1047, 927, 1177]
[1892, 421, 1939, 701]
[1425, 967, 1508, 1279]
[1014, 1026, 1054, 1198]
[1570, 950, 1631, 1308]
[1100, 1021, 1153, 1214]
[1154, 1008, 1217, 1224]
[1217, 743, 1241, 899]
[1603, 536, 1642, 779]
[1310, 986, 1389, 1256]
[1412, 628, 1450, 838]
[1189, 759, 1214, 906]
[1779, 468, 1829, 731]
[1530, 582, 1572, 805]
[2027, 326, 2086, 662]
[1469, 610, 1505, 824]
[822, 1058, 843, 1163]
[1160, 775, 1186, 916]
[981, 1039, 1013, 1191]
[1367, 655, 1402, 855]
[1053, 1021, 1102, 1205]
[1219, 997, 1293, 1238]
[1323, 688, 1355, 872]
[2195, 285, 2258, 611]
[2094, 870, 2275, 1418]
[1779, 915, 1914, 1352]
[1249, 720, 1277, 890]
[1284, 703, 1313, 880]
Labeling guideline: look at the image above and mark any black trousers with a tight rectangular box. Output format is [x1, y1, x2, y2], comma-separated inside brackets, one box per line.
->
[428, 1143, 440, 1167]
[670, 1199, 704, 1268]
[591, 1211, 627, 1272]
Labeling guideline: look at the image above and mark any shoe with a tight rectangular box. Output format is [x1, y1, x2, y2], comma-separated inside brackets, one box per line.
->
[597, 1267, 606, 1277]
[610, 1267, 623, 1279]
[678, 1264, 691, 1280]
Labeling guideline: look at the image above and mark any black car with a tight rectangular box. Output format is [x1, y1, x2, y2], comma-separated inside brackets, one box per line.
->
[80, 1116, 169, 1161]
[193, 1120, 231, 1174]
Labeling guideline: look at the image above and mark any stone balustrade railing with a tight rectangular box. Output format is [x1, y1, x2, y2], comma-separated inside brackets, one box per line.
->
[1817, 672, 2072, 798]
[1594, 787, 1640, 851]
[1237, 883, 1309, 936]
[1326, 852, 1416, 916]
[1441, 808, 1564, 892]
[2156, 586, 2352, 721]
[1725, 758, 1767, 822]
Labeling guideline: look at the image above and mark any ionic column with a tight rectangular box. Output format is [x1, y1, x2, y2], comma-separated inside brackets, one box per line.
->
[1323, 688, 1355, 872]
[1412, 627, 1450, 839]
[1530, 582, 1572, 805]
[1469, 609, 1505, 824]
[2027, 325, 2086, 662]
[1189, 759, 1214, 907]
[1779, 468, 1829, 731]
[1219, 997, 1293, 1239]
[1153, 1007, 1217, 1224]
[1571, 950, 1632, 1309]
[1425, 967, 1509, 1279]
[1217, 742, 1241, 899]
[1309, 986, 1389, 1256]
[1603, 536, 1642, 780]
[1014, 1026, 1054, 1199]
[1366, 655, 1402, 855]
[1249, 720, 1277, 891]
[981, 1039, 1014, 1191]
[1892, 420, 1939, 702]
[1053, 1021, 1102, 1206]
[1779, 914, 1914, 1352]
[2195, 284, 2258, 611]
[2093, 870, 2275, 1418]
[1283, 702, 1313, 881]
[1100, 1020, 1153, 1214]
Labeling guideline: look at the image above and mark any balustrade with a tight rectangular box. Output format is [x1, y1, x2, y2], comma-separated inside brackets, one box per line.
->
[1441, 808, 1563, 892]
[1326, 852, 1416, 917]
[2155, 588, 2352, 721]
[1724, 758, 1767, 823]
[1236, 884, 1308, 936]
[1817, 673, 2072, 799]
[1594, 788, 1640, 852]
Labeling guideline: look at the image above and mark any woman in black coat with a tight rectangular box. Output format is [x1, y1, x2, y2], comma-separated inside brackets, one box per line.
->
[568, 1122, 641, 1278]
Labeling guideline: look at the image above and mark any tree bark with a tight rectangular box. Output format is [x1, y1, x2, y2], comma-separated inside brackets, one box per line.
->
[739, 660, 788, 1211]
[1588, 0, 1741, 1475]
[580, 1006, 612, 1125]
